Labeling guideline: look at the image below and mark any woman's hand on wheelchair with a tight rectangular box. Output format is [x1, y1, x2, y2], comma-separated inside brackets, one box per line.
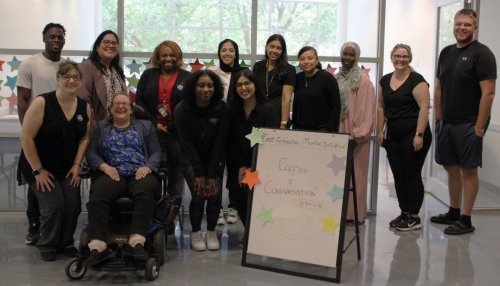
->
[135, 166, 152, 180]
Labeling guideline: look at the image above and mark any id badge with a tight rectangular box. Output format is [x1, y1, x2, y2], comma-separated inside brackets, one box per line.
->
[158, 106, 169, 118]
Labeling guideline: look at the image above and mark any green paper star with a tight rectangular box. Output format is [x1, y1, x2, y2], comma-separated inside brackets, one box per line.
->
[256, 206, 273, 226]
[245, 127, 264, 147]
[203, 59, 215, 68]
[127, 74, 139, 88]
[0, 79, 3, 90]
[240, 60, 251, 68]
[126, 59, 142, 74]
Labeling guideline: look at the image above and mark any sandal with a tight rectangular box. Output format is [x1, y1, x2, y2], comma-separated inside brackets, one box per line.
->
[444, 221, 475, 235]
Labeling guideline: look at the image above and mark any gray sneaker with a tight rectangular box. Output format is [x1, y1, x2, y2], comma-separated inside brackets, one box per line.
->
[226, 208, 239, 224]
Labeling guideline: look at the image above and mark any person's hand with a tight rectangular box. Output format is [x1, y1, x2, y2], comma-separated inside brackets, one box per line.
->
[135, 166, 152, 180]
[475, 126, 485, 138]
[102, 164, 120, 181]
[156, 123, 168, 133]
[238, 166, 250, 185]
[206, 178, 217, 196]
[194, 176, 206, 196]
[413, 136, 424, 151]
[36, 169, 55, 192]
[66, 164, 82, 187]
[377, 132, 384, 147]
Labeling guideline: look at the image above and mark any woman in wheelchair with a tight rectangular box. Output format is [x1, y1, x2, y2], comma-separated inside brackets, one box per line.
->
[83, 93, 162, 266]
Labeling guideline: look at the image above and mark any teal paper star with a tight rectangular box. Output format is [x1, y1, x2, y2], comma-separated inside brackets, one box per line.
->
[256, 206, 273, 226]
[245, 127, 264, 147]
[5, 76, 17, 91]
[7, 56, 22, 72]
[127, 74, 139, 88]
[327, 185, 344, 202]
[240, 60, 251, 68]
[127, 59, 142, 75]
[143, 59, 153, 69]
[203, 59, 215, 68]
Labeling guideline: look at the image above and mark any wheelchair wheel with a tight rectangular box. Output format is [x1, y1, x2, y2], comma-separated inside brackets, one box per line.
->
[153, 229, 165, 265]
[79, 228, 89, 254]
[145, 257, 159, 281]
[65, 257, 87, 280]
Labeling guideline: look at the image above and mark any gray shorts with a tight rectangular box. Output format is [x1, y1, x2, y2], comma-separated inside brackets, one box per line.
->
[435, 121, 483, 168]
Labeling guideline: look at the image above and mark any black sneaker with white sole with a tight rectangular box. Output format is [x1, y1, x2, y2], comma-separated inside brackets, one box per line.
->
[394, 214, 421, 231]
[389, 213, 406, 227]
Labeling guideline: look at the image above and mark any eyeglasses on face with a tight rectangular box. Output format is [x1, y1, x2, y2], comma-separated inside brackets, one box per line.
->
[236, 81, 253, 89]
[61, 75, 81, 81]
[393, 54, 410, 60]
[102, 40, 119, 47]
[112, 101, 130, 107]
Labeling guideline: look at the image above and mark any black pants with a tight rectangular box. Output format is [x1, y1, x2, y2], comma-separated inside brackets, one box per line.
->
[158, 132, 189, 198]
[384, 119, 432, 214]
[27, 185, 40, 225]
[86, 173, 160, 241]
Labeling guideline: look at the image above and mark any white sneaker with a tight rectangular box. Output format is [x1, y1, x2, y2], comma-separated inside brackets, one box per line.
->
[190, 231, 206, 251]
[226, 208, 239, 224]
[206, 231, 220, 250]
[217, 210, 226, 225]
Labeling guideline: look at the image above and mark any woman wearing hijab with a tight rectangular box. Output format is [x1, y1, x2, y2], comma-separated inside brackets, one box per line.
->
[335, 42, 375, 225]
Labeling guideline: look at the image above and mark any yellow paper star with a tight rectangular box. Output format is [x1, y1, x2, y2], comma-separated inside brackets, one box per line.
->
[320, 214, 339, 235]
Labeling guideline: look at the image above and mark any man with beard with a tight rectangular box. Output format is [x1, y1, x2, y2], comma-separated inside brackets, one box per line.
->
[17, 22, 66, 245]
[431, 8, 496, 235]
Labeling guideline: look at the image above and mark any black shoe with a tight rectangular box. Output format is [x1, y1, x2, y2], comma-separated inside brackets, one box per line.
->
[430, 212, 459, 225]
[63, 245, 78, 257]
[394, 214, 422, 231]
[83, 248, 111, 266]
[389, 213, 406, 227]
[25, 223, 40, 245]
[127, 244, 149, 261]
[444, 221, 475, 235]
[39, 248, 57, 262]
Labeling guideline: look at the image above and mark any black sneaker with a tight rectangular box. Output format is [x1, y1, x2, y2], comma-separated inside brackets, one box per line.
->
[430, 212, 459, 225]
[444, 221, 475, 235]
[394, 215, 421, 231]
[25, 223, 40, 245]
[83, 248, 111, 266]
[39, 248, 57, 262]
[126, 244, 149, 261]
[389, 213, 406, 227]
[63, 245, 79, 257]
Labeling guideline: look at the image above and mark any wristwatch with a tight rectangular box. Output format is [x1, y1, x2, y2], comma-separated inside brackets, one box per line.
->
[32, 167, 43, 176]
[416, 132, 424, 137]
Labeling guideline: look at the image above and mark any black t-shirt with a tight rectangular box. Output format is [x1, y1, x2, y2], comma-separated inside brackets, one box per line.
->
[437, 40, 497, 123]
[379, 71, 428, 120]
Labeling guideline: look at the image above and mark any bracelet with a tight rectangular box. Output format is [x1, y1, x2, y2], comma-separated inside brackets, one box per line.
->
[73, 162, 81, 166]
[280, 121, 287, 125]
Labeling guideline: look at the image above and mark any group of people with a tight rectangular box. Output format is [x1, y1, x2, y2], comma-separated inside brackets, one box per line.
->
[15, 7, 496, 264]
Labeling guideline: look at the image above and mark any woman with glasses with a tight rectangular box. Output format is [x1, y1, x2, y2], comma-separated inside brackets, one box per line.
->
[292, 46, 340, 132]
[18, 61, 91, 261]
[83, 93, 162, 266]
[226, 69, 276, 243]
[377, 44, 432, 232]
[174, 70, 229, 251]
[253, 34, 295, 128]
[77, 30, 127, 121]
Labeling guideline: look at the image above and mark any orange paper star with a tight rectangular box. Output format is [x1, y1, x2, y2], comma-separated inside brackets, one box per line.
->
[241, 170, 261, 190]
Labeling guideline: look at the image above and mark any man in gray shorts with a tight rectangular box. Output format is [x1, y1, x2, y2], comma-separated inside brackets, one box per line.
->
[431, 8, 496, 235]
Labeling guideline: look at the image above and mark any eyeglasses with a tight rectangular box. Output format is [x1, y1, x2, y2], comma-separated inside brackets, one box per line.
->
[102, 40, 119, 47]
[393, 55, 410, 60]
[61, 75, 81, 81]
[236, 81, 253, 89]
[112, 101, 130, 107]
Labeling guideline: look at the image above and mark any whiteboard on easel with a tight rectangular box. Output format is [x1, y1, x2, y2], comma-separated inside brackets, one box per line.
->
[246, 128, 351, 268]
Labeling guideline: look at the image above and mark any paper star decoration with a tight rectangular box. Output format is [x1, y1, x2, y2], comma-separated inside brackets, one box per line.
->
[203, 59, 215, 68]
[327, 185, 344, 201]
[127, 74, 139, 88]
[7, 56, 22, 72]
[245, 127, 264, 147]
[189, 59, 204, 72]
[241, 170, 261, 190]
[126, 59, 142, 74]
[0, 60, 5, 71]
[320, 214, 339, 235]
[143, 59, 153, 69]
[0, 79, 3, 90]
[325, 64, 337, 76]
[327, 154, 345, 176]
[5, 76, 17, 91]
[6, 92, 17, 107]
[240, 60, 251, 68]
[256, 206, 273, 226]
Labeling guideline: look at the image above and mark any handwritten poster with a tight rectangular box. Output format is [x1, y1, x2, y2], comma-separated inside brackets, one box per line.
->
[246, 128, 351, 268]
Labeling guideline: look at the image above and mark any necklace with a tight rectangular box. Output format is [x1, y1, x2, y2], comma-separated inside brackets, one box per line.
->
[305, 77, 310, 87]
[265, 62, 275, 97]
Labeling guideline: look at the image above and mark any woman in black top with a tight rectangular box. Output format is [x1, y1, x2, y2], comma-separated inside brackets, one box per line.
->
[19, 61, 91, 261]
[252, 34, 295, 128]
[377, 44, 432, 232]
[174, 70, 229, 251]
[227, 70, 276, 231]
[292, 46, 340, 132]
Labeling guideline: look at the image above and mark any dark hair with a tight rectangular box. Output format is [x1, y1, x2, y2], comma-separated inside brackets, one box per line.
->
[151, 40, 184, 69]
[264, 34, 289, 80]
[183, 70, 224, 108]
[88, 30, 125, 80]
[42, 22, 66, 36]
[297, 46, 322, 70]
[230, 69, 266, 109]
[218, 39, 242, 73]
